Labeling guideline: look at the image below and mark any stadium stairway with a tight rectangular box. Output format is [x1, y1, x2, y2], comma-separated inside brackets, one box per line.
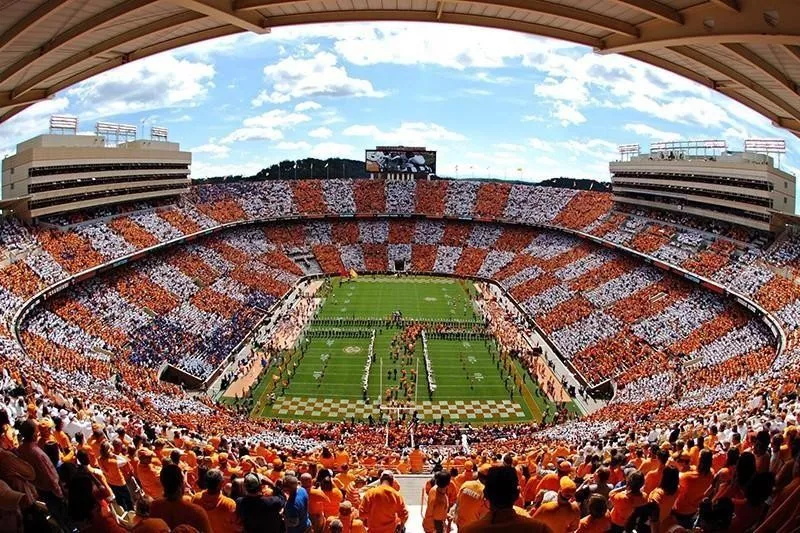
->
[396, 474, 432, 533]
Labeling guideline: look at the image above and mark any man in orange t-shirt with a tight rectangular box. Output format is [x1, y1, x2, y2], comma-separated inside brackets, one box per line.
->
[575, 494, 611, 533]
[301, 472, 329, 531]
[150, 464, 212, 533]
[532, 476, 580, 533]
[136, 448, 163, 500]
[324, 501, 365, 533]
[454, 464, 490, 530]
[423, 471, 452, 533]
[608, 471, 648, 529]
[461, 466, 551, 533]
[535, 462, 572, 498]
[410, 446, 426, 474]
[191, 469, 238, 533]
[359, 471, 408, 533]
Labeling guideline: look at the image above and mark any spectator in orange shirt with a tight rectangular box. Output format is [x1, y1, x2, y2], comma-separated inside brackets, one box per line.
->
[192, 469, 239, 533]
[645, 466, 679, 533]
[460, 466, 551, 533]
[608, 470, 647, 532]
[324, 501, 364, 533]
[454, 464, 490, 530]
[532, 476, 580, 533]
[359, 470, 408, 533]
[575, 494, 610, 533]
[99, 441, 133, 511]
[150, 463, 212, 532]
[673, 449, 714, 528]
[644, 449, 670, 494]
[575, 466, 613, 516]
[410, 445, 426, 474]
[320, 473, 343, 519]
[136, 449, 163, 500]
[301, 472, 329, 531]
[333, 464, 354, 492]
[535, 461, 572, 498]
[423, 471, 451, 533]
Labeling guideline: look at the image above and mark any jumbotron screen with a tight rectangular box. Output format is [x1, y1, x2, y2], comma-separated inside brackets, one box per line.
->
[365, 147, 436, 174]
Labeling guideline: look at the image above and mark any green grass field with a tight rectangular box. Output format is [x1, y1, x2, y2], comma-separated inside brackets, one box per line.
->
[244, 276, 558, 423]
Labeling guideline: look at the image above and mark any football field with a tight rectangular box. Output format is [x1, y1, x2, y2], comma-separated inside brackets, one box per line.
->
[249, 275, 554, 423]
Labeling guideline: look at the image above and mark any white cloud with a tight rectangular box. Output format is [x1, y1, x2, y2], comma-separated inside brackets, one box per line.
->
[522, 115, 545, 123]
[275, 141, 312, 151]
[220, 109, 311, 144]
[623, 123, 681, 142]
[190, 159, 265, 179]
[0, 96, 70, 157]
[494, 143, 526, 152]
[308, 127, 333, 139]
[462, 88, 493, 96]
[535, 77, 589, 103]
[311, 142, 357, 159]
[294, 101, 321, 112]
[552, 102, 586, 126]
[254, 52, 385, 105]
[527, 138, 556, 152]
[327, 23, 572, 70]
[67, 53, 215, 119]
[475, 71, 515, 84]
[342, 122, 466, 145]
[190, 143, 230, 159]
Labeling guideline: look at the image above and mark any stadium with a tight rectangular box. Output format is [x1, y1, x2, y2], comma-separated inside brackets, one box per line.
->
[1, 1, 800, 532]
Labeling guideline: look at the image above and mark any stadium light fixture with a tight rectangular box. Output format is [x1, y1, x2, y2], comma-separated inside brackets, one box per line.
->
[745, 138, 787, 167]
[49, 114, 78, 135]
[151, 126, 168, 142]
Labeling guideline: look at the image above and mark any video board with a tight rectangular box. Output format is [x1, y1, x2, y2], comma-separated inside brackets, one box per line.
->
[365, 147, 436, 174]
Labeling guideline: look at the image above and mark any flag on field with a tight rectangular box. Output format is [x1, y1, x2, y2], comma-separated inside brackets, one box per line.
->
[349, 268, 358, 279]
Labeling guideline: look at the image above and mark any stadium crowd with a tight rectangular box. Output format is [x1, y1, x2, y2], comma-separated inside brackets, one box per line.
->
[0, 177, 796, 530]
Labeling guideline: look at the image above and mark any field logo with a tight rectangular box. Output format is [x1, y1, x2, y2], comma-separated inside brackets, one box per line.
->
[473, 373, 484, 381]
[320, 353, 330, 362]
[343, 346, 362, 354]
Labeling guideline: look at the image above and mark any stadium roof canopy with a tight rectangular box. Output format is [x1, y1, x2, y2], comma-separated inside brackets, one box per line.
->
[1, 0, 800, 133]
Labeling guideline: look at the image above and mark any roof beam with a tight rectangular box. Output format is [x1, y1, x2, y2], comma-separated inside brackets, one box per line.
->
[709, 0, 740, 12]
[237, 0, 640, 37]
[622, 51, 714, 89]
[0, 107, 26, 125]
[0, 0, 158, 86]
[0, 25, 244, 121]
[0, 90, 49, 108]
[9, 12, 206, 101]
[248, 10, 604, 48]
[722, 43, 799, 95]
[169, 0, 269, 33]
[0, 0, 73, 54]
[46, 25, 245, 95]
[611, 0, 683, 25]
[670, 45, 800, 121]
[436, 1, 445, 21]
[601, 0, 800, 54]
[783, 44, 800, 66]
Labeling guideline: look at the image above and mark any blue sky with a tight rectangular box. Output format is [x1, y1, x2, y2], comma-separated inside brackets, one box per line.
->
[2, 22, 800, 188]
